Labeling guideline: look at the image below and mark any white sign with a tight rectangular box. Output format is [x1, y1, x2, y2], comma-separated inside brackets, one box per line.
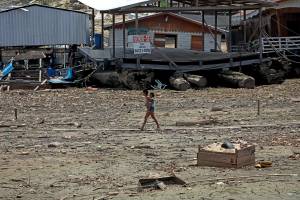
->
[130, 34, 151, 55]
[133, 42, 151, 54]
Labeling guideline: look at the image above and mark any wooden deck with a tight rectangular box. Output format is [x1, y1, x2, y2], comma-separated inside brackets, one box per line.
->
[79, 47, 266, 72]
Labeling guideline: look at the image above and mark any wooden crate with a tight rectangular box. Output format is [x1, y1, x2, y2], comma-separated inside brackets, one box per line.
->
[197, 145, 255, 168]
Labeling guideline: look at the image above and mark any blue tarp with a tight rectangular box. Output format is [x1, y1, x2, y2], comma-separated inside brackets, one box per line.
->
[0, 63, 14, 81]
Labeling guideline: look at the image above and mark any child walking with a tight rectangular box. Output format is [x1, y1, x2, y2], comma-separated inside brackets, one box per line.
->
[141, 90, 160, 131]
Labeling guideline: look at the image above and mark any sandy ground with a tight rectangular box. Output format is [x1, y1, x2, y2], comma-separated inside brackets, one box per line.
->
[0, 79, 299, 200]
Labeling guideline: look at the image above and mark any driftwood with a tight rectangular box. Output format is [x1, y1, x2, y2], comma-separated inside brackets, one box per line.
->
[176, 119, 216, 126]
[217, 71, 255, 89]
[169, 76, 191, 91]
[184, 74, 207, 88]
[0, 124, 27, 128]
[34, 79, 47, 91]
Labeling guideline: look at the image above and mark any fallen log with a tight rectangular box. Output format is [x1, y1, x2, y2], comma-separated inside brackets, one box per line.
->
[217, 71, 255, 89]
[119, 71, 154, 90]
[184, 74, 207, 88]
[169, 76, 191, 91]
[92, 71, 122, 88]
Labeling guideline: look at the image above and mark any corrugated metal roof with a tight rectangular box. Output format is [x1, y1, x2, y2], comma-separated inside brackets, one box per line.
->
[78, 0, 156, 11]
[0, 4, 89, 15]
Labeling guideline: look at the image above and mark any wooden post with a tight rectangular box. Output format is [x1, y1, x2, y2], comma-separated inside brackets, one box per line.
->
[243, 9, 247, 44]
[259, 8, 263, 62]
[39, 58, 42, 82]
[123, 13, 126, 58]
[91, 8, 95, 46]
[170, 0, 173, 7]
[229, 10, 232, 66]
[63, 45, 66, 68]
[135, 12, 141, 68]
[214, 11, 218, 51]
[229, 10, 232, 53]
[101, 12, 104, 49]
[0, 48, 2, 63]
[202, 11, 205, 51]
[14, 108, 17, 120]
[276, 10, 281, 37]
[112, 13, 116, 58]
[257, 100, 260, 115]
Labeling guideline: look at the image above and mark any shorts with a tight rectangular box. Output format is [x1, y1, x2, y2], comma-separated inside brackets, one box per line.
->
[149, 106, 155, 113]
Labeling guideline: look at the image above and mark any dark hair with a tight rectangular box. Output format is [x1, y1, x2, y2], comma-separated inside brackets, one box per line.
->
[143, 89, 148, 95]
[150, 92, 155, 97]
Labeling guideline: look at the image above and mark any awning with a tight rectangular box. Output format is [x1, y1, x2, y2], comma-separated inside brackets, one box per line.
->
[78, 0, 155, 11]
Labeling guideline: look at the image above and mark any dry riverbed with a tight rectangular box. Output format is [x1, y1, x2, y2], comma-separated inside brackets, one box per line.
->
[0, 79, 299, 200]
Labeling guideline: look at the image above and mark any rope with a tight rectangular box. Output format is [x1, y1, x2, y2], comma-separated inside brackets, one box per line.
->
[264, 33, 300, 58]
[262, 31, 300, 64]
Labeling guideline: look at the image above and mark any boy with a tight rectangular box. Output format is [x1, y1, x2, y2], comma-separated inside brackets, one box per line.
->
[141, 90, 160, 131]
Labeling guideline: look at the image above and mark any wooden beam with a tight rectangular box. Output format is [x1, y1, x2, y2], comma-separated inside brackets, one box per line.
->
[112, 13, 116, 58]
[214, 11, 218, 51]
[259, 8, 263, 62]
[243, 9, 247, 43]
[276, 10, 281, 37]
[118, 5, 267, 13]
[123, 13, 126, 58]
[91, 8, 95, 46]
[229, 10, 232, 52]
[135, 12, 141, 68]
[202, 11, 205, 51]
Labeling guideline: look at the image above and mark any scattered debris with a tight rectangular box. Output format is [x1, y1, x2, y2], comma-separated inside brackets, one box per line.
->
[288, 151, 300, 160]
[48, 142, 61, 148]
[138, 175, 186, 192]
[18, 151, 29, 155]
[255, 161, 273, 168]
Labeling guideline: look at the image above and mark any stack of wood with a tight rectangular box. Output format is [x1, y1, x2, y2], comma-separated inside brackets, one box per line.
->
[217, 70, 255, 89]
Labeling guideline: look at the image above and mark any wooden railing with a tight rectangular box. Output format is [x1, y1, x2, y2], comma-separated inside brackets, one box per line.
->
[262, 36, 300, 53]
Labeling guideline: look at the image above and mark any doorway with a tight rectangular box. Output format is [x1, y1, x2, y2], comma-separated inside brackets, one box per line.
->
[154, 34, 177, 48]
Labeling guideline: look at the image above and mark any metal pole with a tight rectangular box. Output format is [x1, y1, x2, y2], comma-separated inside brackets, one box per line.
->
[123, 13, 126, 58]
[101, 12, 104, 49]
[202, 11, 205, 51]
[214, 11, 218, 51]
[259, 8, 263, 62]
[112, 13, 116, 58]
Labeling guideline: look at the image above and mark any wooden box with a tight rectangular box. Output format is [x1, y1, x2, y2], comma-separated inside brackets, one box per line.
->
[197, 145, 255, 168]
